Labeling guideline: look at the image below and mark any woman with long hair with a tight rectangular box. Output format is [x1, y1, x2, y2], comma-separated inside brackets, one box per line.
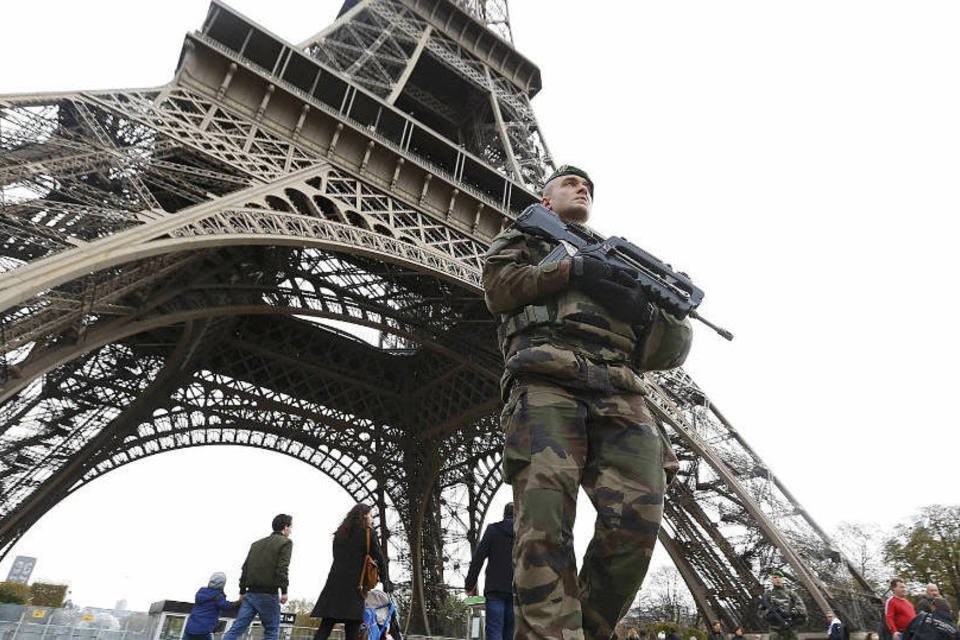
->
[310, 504, 390, 640]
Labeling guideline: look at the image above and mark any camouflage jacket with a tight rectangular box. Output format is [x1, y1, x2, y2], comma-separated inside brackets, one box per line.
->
[760, 585, 807, 625]
[482, 223, 692, 397]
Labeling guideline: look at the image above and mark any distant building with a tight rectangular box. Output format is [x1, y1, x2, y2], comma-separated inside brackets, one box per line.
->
[5, 556, 37, 584]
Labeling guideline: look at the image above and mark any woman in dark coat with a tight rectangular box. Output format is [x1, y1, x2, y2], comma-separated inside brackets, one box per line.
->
[311, 503, 391, 640]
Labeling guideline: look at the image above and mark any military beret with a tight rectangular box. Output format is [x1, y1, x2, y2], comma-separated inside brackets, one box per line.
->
[770, 568, 785, 578]
[544, 164, 594, 196]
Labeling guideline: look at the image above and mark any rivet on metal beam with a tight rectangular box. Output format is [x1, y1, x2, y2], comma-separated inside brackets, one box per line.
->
[360, 140, 376, 172]
[327, 123, 344, 157]
[391, 158, 405, 190]
[216, 63, 238, 101]
[418, 174, 432, 204]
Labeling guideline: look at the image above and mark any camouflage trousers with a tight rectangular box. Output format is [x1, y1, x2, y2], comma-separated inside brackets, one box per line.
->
[501, 379, 668, 640]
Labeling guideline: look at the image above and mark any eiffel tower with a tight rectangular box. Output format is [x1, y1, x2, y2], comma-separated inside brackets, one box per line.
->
[0, 0, 880, 633]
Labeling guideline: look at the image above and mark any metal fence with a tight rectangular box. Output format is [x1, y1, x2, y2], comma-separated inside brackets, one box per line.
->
[0, 605, 153, 640]
[0, 605, 341, 640]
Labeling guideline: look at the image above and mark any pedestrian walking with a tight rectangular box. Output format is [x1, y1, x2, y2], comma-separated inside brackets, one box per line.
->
[885, 578, 917, 640]
[223, 514, 294, 640]
[916, 585, 943, 615]
[464, 503, 516, 640]
[311, 504, 392, 640]
[826, 611, 845, 640]
[904, 598, 958, 640]
[183, 572, 238, 640]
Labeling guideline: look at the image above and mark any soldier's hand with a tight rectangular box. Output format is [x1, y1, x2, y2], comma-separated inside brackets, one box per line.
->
[592, 278, 654, 325]
[280, 594, 288, 605]
[570, 254, 614, 288]
[571, 255, 652, 323]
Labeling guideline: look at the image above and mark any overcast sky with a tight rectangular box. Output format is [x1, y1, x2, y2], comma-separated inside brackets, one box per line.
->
[1, 0, 959, 613]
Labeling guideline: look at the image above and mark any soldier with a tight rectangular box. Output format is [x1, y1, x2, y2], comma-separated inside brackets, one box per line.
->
[482, 165, 693, 640]
[759, 569, 807, 640]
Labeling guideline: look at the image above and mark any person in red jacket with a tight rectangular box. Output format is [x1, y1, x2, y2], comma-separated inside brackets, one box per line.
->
[885, 578, 917, 639]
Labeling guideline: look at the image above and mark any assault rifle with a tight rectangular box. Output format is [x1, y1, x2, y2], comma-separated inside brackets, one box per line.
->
[514, 204, 734, 341]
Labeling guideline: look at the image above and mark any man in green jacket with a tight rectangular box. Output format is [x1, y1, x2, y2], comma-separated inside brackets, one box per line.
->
[482, 165, 692, 640]
[223, 514, 293, 640]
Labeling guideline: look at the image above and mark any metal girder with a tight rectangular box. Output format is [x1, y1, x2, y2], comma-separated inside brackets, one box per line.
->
[649, 369, 881, 627]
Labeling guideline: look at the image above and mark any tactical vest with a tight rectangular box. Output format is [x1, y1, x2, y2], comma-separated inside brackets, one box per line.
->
[497, 285, 647, 396]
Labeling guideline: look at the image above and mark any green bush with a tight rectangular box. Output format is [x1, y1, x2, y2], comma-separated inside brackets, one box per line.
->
[0, 581, 31, 604]
[30, 583, 68, 607]
[293, 613, 321, 629]
[431, 593, 468, 637]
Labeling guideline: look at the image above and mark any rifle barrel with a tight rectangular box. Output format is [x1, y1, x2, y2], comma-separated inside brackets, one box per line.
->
[689, 310, 735, 341]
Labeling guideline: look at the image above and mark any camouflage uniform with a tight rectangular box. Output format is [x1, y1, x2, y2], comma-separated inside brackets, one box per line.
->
[760, 584, 807, 640]
[482, 220, 692, 640]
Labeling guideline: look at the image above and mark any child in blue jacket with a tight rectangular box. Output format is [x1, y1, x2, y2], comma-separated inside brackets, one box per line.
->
[184, 572, 240, 640]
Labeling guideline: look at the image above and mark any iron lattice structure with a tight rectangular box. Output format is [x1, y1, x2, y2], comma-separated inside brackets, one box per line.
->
[0, 0, 879, 632]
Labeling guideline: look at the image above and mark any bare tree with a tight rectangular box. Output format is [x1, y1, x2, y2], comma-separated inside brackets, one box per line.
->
[282, 597, 315, 614]
[833, 521, 891, 591]
[640, 566, 698, 626]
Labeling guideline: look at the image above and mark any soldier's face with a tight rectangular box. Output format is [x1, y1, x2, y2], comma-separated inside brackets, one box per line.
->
[542, 175, 592, 223]
[772, 575, 783, 587]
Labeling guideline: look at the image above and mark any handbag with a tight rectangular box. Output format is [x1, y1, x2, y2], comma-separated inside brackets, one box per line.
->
[359, 525, 379, 592]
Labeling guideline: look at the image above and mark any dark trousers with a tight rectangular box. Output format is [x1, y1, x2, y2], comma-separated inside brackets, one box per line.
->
[314, 618, 362, 640]
[485, 594, 515, 640]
